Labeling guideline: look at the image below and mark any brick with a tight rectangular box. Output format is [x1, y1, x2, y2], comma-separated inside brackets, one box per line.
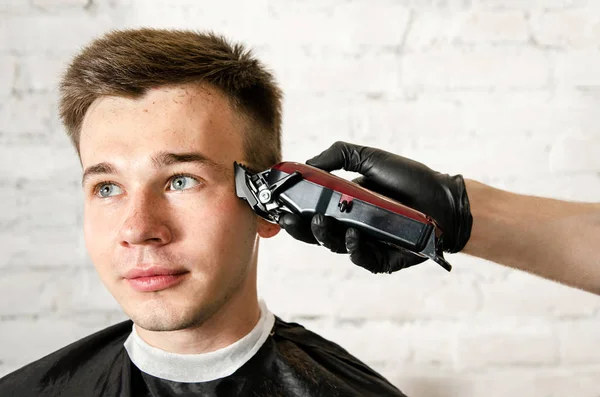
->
[0, 13, 114, 54]
[406, 10, 528, 50]
[313, 320, 412, 366]
[258, 233, 352, 274]
[555, 52, 600, 87]
[258, 259, 340, 318]
[0, 0, 33, 14]
[476, 0, 593, 9]
[530, 8, 600, 47]
[122, 0, 270, 40]
[276, 94, 361, 153]
[0, 93, 60, 141]
[401, 48, 550, 89]
[407, 321, 458, 366]
[0, 271, 59, 315]
[480, 270, 600, 318]
[261, 2, 410, 50]
[0, 56, 16, 98]
[107, 311, 129, 324]
[62, 269, 122, 313]
[14, 55, 68, 93]
[330, 269, 480, 321]
[392, 368, 600, 397]
[0, 316, 112, 370]
[32, 0, 90, 8]
[0, 182, 81, 230]
[388, 133, 552, 180]
[558, 319, 600, 364]
[549, 131, 600, 173]
[349, 98, 468, 148]
[459, 90, 598, 141]
[0, 226, 88, 268]
[276, 51, 401, 95]
[0, 144, 81, 183]
[126, 0, 409, 51]
[345, 90, 582, 151]
[456, 320, 558, 369]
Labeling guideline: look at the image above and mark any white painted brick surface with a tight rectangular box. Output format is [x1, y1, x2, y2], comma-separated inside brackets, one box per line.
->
[456, 320, 558, 369]
[401, 48, 550, 89]
[0, 56, 16, 98]
[555, 51, 600, 87]
[406, 10, 529, 49]
[392, 368, 600, 397]
[549, 131, 600, 173]
[0, 13, 115, 54]
[32, 0, 90, 9]
[480, 270, 600, 318]
[558, 319, 600, 364]
[477, 0, 593, 10]
[1, 1, 600, 394]
[0, 144, 81, 182]
[0, 227, 88, 268]
[530, 8, 600, 48]
[13, 55, 68, 93]
[0, 271, 60, 315]
[314, 320, 413, 365]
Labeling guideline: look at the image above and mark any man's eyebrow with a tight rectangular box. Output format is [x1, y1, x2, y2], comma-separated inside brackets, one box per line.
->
[151, 151, 226, 171]
[81, 151, 228, 187]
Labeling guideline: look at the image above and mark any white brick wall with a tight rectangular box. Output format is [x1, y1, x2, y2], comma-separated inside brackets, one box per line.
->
[1, 1, 599, 395]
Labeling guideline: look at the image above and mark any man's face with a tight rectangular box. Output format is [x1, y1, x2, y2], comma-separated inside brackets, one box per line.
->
[80, 84, 276, 332]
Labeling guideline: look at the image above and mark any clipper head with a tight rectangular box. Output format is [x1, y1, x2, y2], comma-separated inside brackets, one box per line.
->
[234, 161, 303, 223]
[234, 161, 273, 221]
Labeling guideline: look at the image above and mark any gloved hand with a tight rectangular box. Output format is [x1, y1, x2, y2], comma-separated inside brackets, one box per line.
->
[278, 141, 473, 274]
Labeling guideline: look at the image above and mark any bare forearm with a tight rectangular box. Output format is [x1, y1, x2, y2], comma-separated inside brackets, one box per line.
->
[462, 179, 600, 295]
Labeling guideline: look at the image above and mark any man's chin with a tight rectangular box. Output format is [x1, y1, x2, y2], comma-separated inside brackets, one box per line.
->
[129, 308, 210, 332]
[123, 295, 224, 333]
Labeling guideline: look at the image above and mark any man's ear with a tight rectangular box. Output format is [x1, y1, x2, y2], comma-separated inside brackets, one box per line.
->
[256, 217, 281, 238]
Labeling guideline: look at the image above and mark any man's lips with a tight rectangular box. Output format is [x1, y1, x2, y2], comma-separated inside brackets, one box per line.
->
[124, 266, 188, 279]
[124, 266, 189, 292]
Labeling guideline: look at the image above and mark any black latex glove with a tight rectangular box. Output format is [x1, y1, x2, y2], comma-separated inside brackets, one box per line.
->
[278, 141, 473, 274]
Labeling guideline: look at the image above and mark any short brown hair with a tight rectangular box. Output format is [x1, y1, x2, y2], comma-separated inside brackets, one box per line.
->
[59, 28, 283, 170]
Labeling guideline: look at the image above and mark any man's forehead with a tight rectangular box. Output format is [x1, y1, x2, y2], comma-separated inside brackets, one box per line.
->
[80, 84, 248, 163]
[83, 83, 234, 122]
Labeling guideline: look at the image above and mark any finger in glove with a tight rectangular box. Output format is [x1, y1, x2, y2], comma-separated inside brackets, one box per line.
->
[278, 212, 318, 245]
[345, 228, 426, 274]
[310, 213, 348, 254]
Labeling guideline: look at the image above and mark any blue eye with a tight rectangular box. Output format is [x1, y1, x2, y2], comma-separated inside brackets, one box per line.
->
[169, 174, 200, 191]
[96, 183, 123, 198]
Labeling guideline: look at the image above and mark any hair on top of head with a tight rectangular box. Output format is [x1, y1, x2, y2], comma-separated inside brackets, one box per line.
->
[59, 28, 282, 170]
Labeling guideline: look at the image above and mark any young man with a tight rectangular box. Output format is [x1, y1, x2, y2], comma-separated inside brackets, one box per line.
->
[0, 29, 406, 396]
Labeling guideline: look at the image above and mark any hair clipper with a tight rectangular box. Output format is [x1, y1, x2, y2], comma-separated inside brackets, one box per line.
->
[234, 161, 452, 271]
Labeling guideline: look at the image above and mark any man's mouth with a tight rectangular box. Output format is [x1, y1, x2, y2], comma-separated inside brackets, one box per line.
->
[124, 266, 189, 292]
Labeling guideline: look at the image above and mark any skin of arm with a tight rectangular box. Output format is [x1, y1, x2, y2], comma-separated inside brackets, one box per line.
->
[462, 179, 600, 295]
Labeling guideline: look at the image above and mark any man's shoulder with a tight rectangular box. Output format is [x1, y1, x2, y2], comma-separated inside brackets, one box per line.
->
[271, 315, 374, 370]
[0, 320, 133, 396]
[268, 316, 407, 397]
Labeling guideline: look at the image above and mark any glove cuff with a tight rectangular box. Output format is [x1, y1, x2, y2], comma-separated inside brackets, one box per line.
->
[447, 174, 473, 253]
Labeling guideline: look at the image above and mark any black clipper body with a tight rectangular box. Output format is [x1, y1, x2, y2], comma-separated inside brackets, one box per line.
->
[234, 161, 452, 271]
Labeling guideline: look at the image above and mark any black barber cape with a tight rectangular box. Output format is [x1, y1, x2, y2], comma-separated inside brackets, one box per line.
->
[0, 316, 407, 396]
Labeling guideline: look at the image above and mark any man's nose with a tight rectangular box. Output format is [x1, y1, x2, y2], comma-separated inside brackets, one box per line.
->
[118, 192, 172, 247]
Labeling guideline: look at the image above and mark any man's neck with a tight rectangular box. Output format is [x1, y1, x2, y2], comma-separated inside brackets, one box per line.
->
[134, 276, 261, 354]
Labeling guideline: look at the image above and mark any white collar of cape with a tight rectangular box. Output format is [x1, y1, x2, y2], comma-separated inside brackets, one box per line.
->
[123, 300, 275, 383]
